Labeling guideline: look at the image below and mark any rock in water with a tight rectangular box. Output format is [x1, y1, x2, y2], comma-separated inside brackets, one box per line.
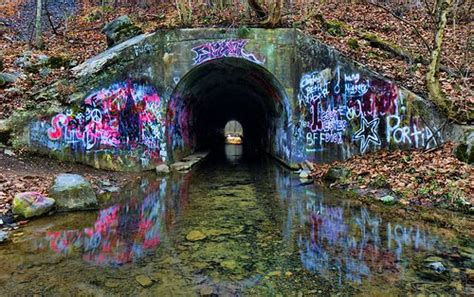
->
[186, 230, 206, 241]
[49, 174, 98, 212]
[102, 15, 143, 47]
[12, 192, 55, 218]
[0, 230, 8, 243]
[156, 164, 170, 175]
[299, 169, 311, 179]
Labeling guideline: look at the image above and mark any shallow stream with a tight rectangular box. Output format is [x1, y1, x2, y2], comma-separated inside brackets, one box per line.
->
[0, 145, 472, 296]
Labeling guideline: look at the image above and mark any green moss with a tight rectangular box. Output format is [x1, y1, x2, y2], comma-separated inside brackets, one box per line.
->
[237, 26, 251, 39]
[369, 175, 389, 189]
[324, 20, 348, 36]
[347, 38, 359, 50]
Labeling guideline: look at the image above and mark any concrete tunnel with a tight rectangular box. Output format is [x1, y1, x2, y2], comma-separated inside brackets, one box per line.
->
[166, 57, 290, 161]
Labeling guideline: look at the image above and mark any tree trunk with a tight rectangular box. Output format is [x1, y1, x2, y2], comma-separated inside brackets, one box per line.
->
[426, 0, 466, 122]
[248, 0, 283, 27]
[248, 0, 267, 18]
[34, 0, 44, 49]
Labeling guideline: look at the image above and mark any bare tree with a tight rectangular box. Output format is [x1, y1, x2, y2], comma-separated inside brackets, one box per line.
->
[426, 0, 465, 121]
[34, 0, 44, 48]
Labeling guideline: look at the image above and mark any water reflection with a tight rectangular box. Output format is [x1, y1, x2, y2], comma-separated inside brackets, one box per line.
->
[17, 156, 469, 295]
[224, 144, 243, 164]
[275, 166, 445, 286]
[34, 178, 167, 266]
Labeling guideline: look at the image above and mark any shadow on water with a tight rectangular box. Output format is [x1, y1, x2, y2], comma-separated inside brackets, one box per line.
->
[0, 145, 473, 295]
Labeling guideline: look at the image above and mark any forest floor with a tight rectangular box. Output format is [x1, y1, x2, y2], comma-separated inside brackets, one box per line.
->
[0, 2, 472, 229]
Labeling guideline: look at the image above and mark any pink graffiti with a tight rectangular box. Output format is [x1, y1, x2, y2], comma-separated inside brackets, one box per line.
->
[46, 82, 167, 162]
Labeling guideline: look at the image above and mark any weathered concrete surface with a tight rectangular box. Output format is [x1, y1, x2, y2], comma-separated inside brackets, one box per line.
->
[8, 28, 463, 171]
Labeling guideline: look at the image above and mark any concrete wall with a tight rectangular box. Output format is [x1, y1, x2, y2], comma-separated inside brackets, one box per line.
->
[19, 28, 457, 171]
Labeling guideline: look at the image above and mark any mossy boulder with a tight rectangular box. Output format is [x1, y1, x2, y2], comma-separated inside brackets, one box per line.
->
[102, 15, 143, 47]
[12, 192, 55, 218]
[49, 174, 98, 211]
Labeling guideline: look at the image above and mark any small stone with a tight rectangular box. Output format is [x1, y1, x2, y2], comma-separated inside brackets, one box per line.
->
[299, 170, 311, 179]
[199, 286, 213, 296]
[4, 149, 15, 156]
[171, 162, 191, 172]
[156, 164, 170, 175]
[427, 261, 446, 273]
[0, 230, 8, 243]
[103, 186, 120, 193]
[186, 230, 206, 241]
[135, 275, 153, 288]
[104, 280, 120, 288]
[379, 195, 396, 205]
[268, 271, 281, 277]
[220, 260, 237, 270]
[466, 269, 474, 282]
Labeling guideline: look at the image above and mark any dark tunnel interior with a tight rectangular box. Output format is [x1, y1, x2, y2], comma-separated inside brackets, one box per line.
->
[168, 58, 288, 160]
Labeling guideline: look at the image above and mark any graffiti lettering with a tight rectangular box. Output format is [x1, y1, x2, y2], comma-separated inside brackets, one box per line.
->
[133, 43, 156, 57]
[344, 73, 369, 98]
[386, 116, 438, 148]
[192, 40, 264, 65]
[46, 82, 167, 163]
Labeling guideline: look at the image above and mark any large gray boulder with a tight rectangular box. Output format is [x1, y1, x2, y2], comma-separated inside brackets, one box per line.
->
[49, 174, 98, 211]
[12, 192, 55, 218]
[101, 15, 142, 47]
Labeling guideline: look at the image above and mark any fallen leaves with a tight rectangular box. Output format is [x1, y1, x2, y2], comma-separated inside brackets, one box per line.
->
[311, 142, 473, 211]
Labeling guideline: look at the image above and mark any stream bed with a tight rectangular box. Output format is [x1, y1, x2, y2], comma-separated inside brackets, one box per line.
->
[0, 145, 473, 296]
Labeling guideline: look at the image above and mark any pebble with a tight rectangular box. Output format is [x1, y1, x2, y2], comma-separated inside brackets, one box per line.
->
[104, 280, 120, 288]
[199, 286, 213, 296]
[0, 230, 8, 243]
[186, 230, 206, 241]
[135, 275, 153, 288]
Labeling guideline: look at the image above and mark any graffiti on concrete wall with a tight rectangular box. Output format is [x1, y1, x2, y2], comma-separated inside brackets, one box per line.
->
[166, 93, 194, 153]
[40, 81, 168, 165]
[296, 67, 440, 158]
[192, 40, 264, 65]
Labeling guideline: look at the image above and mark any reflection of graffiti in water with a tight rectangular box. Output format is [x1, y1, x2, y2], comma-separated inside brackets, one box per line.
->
[37, 178, 167, 266]
[297, 200, 442, 284]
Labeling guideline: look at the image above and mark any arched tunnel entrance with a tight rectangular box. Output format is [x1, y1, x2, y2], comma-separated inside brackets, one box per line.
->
[166, 58, 290, 162]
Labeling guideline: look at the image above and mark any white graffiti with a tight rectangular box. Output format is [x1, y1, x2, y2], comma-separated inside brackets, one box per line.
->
[353, 116, 381, 153]
[386, 116, 438, 149]
[299, 70, 330, 104]
[344, 73, 370, 98]
[133, 43, 156, 57]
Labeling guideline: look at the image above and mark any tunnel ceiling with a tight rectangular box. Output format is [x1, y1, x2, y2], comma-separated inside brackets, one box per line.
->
[168, 57, 289, 153]
[173, 58, 286, 117]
